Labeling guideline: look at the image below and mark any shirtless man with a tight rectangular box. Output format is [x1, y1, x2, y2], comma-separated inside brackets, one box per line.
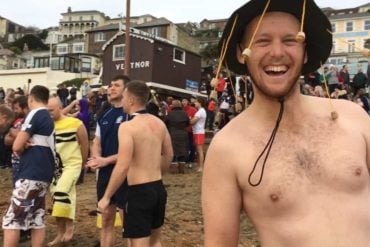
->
[202, 0, 370, 246]
[98, 81, 173, 247]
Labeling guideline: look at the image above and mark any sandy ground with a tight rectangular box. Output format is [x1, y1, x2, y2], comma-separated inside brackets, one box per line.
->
[0, 167, 259, 246]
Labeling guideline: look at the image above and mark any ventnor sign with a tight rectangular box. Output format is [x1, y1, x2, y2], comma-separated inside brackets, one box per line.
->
[115, 61, 150, 70]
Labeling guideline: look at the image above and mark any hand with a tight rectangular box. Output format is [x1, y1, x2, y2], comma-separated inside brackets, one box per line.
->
[86, 156, 106, 170]
[97, 197, 110, 214]
[24, 140, 33, 149]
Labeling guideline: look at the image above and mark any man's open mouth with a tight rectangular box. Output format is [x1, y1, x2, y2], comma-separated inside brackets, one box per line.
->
[264, 65, 288, 76]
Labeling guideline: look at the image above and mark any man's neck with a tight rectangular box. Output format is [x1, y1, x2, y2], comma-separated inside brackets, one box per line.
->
[110, 100, 123, 108]
[30, 102, 46, 110]
[128, 105, 146, 115]
[249, 86, 306, 122]
[55, 114, 66, 122]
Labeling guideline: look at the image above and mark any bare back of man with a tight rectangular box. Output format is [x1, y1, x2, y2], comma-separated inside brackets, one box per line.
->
[203, 96, 370, 247]
[122, 114, 171, 185]
[116, 113, 172, 247]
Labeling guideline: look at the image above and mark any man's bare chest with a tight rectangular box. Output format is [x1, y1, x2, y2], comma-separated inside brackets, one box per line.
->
[238, 124, 369, 207]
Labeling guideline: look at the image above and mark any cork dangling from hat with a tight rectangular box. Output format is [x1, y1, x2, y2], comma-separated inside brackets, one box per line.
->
[241, 0, 271, 62]
[295, 0, 307, 43]
[320, 62, 339, 120]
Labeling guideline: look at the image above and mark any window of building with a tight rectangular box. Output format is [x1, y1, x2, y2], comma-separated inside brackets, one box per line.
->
[149, 27, 159, 37]
[113, 44, 125, 61]
[34, 57, 49, 68]
[50, 57, 59, 70]
[60, 57, 65, 70]
[73, 43, 84, 53]
[57, 44, 68, 54]
[173, 48, 186, 64]
[69, 16, 72, 21]
[94, 32, 106, 42]
[331, 22, 336, 33]
[347, 40, 355, 52]
[81, 57, 92, 72]
[80, 16, 83, 21]
[91, 15, 94, 20]
[363, 39, 369, 49]
[328, 57, 346, 65]
[364, 20, 370, 30]
[346, 22, 353, 32]
[331, 41, 336, 54]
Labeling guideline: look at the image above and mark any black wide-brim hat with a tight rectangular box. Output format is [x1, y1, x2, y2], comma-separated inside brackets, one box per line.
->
[220, 0, 332, 75]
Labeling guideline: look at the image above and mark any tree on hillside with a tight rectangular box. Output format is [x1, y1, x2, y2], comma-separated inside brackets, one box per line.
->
[10, 34, 48, 51]
[9, 46, 22, 55]
[38, 29, 49, 40]
[200, 43, 219, 61]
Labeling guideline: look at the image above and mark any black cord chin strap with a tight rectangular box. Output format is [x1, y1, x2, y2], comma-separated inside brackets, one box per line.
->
[248, 97, 285, 187]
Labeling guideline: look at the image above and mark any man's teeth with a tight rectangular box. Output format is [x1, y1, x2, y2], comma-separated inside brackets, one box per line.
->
[265, 66, 287, 72]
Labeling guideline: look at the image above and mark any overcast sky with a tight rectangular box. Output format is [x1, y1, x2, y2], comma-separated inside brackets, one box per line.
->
[2, 0, 369, 29]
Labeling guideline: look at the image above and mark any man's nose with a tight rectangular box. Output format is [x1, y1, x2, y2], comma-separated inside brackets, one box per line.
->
[269, 40, 284, 57]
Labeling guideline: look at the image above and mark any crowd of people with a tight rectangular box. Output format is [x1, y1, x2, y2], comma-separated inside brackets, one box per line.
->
[0, 73, 218, 246]
[301, 63, 370, 113]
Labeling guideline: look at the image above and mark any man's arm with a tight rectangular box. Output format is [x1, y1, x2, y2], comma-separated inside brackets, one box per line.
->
[62, 100, 78, 115]
[202, 135, 242, 247]
[76, 124, 89, 166]
[359, 109, 370, 174]
[190, 116, 199, 125]
[98, 123, 133, 213]
[4, 128, 19, 146]
[161, 128, 173, 173]
[86, 125, 118, 170]
[12, 131, 30, 155]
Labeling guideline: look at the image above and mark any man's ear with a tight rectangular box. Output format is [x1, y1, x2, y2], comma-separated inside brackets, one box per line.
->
[303, 48, 308, 64]
[236, 44, 246, 64]
[129, 96, 135, 105]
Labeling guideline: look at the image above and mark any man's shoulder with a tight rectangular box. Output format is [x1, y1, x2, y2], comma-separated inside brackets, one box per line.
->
[25, 107, 51, 122]
[212, 114, 254, 147]
[99, 107, 126, 121]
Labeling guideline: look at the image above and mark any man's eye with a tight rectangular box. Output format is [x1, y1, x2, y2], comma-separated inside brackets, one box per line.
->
[284, 39, 298, 45]
[255, 39, 269, 44]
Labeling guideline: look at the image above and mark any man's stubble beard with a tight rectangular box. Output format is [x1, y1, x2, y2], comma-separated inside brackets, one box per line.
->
[250, 73, 301, 100]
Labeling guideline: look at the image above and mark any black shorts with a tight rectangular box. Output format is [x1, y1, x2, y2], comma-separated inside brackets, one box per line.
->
[123, 180, 167, 238]
[97, 168, 128, 209]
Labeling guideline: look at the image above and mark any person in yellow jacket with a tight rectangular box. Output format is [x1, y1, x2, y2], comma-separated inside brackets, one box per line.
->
[47, 96, 89, 246]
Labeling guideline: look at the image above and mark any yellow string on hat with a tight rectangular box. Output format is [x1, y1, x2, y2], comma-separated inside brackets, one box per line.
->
[320, 61, 338, 120]
[326, 29, 370, 56]
[242, 0, 271, 60]
[225, 62, 237, 100]
[210, 15, 239, 95]
[216, 40, 226, 79]
[216, 15, 239, 78]
[296, 0, 307, 43]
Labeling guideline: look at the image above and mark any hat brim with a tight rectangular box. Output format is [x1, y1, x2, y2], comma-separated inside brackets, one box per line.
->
[220, 0, 332, 75]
